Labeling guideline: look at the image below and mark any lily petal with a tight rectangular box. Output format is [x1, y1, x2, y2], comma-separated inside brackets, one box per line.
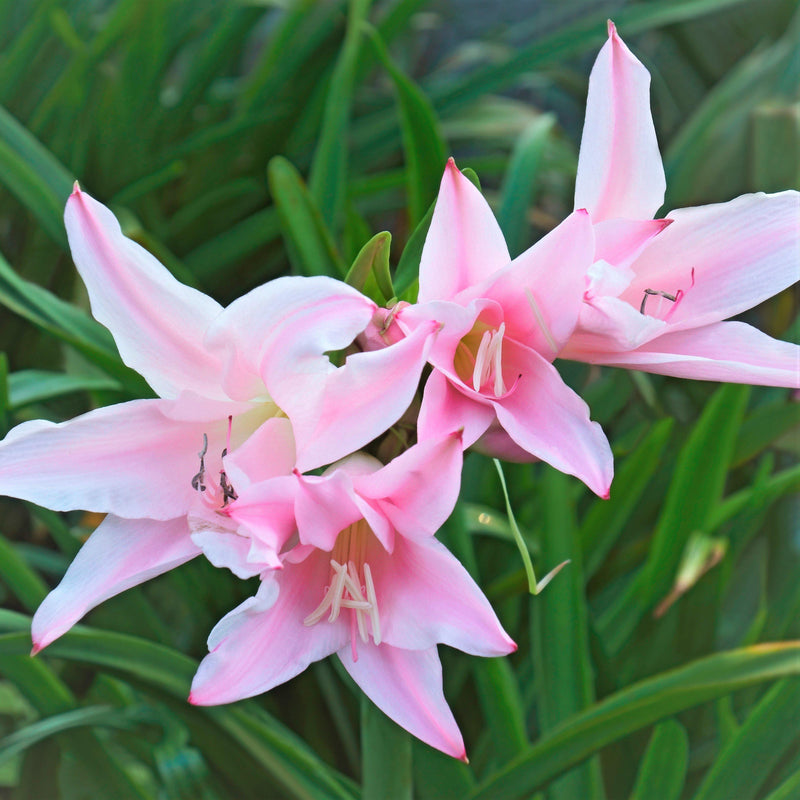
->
[578, 320, 800, 387]
[622, 191, 800, 329]
[190, 556, 348, 705]
[65, 188, 224, 399]
[32, 516, 198, 652]
[339, 644, 467, 760]
[464, 209, 595, 357]
[371, 536, 516, 656]
[574, 21, 665, 222]
[492, 340, 613, 497]
[417, 369, 495, 449]
[0, 399, 227, 519]
[355, 434, 464, 541]
[593, 218, 672, 271]
[419, 159, 510, 303]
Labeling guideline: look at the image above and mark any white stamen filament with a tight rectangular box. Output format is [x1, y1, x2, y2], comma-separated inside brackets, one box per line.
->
[303, 555, 382, 647]
[472, 323, 507, 396]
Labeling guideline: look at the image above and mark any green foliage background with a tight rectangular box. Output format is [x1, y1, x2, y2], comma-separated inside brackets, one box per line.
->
[0, 0, 798, 798]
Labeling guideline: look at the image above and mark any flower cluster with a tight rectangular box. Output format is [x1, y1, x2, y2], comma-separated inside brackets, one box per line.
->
[0, 24, 797, 759]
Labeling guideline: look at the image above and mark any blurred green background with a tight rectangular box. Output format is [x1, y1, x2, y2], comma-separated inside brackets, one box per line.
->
[0, 1, 798, 798]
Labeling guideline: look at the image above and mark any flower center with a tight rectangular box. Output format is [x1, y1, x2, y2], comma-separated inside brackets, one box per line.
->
[303, 520, 381, 659]
[191, 416, 238, 512]
[454, 321, 507, 396]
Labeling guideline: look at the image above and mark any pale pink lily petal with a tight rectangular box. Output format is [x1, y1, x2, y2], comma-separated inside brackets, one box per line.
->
[417, 369, 496, 449]
[205, 275, 375, 402]
[579, 320, 800, 387]
[340, 644, 466, 760]
[418, 159, 510, 303]
[370, 536, 516, 656]
[0, 399, 230, 520]
[222, 417, 297, 488]
[65, 188, 224, 400]
[461, 209, 595, 357]
[275, 323, 434, 472]
[354, 433, 463, 541]
[593, 218, 672, 271]
[574, 21, 665, 222]
[620, 192, 800, 330]
[32, 516, 199, 652]
[491, 340, 613, 497]
[189, 557, 348, 705]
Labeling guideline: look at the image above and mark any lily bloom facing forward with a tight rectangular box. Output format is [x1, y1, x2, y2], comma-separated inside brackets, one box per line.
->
[190, 435, 516, 759]
[562, 21, 799, 387]
[0, 187, 431, 652]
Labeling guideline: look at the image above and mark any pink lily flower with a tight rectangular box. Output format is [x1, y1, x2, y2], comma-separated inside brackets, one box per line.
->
[0, 187, 431, 652]
[189, 434, 516, 759]
[395, 160, 613, 497]
[561, 22, 800, 386]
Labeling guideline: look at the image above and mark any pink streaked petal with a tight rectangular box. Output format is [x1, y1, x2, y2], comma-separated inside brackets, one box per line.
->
[285, 322, 434, 472]
[419, 159, 510, 303]
[65, 188, 224, 400]
[493, 341, 613, 497]
[339, 644, 466, 760]
[574, 21, 665, 222]
[355, 434, 463, 541]
[371, 536, 516, 656]
[463, 210, 594, 357]
[32, 516, 198, 652]
[293, 470, 363, 551]
[593, 218, 672, 271]
[0, 399, 228, 519]
[225, 475, 298, 555]
[205, 275, 375, 402]
[622, 191, 800, 329]
[417, 369, 495, 449]
[563, 294, 668, 356]
[223, 416, 296, 489]
[190, 558, 348, 705]
[587, 321, 800, 387]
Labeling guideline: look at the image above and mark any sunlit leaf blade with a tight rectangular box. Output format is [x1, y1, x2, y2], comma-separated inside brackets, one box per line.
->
[345, 230, 394, 303]
[693, 678, 800, 800]
[533, 468, 604, 800]
[268, 156, 346, 278]
[7, 370, 121, 410]
[629, 720, 688, 800]
[469, 642, 800, 800]
[366, 24, 447, 226]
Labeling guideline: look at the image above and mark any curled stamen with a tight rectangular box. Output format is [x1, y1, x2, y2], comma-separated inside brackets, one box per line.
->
[491, 322, 507, 396]
[472, 330, 492, 391]
[640, 288, 678, 315]
[191, 434, 209, 492]
[327, 560, 348, 622]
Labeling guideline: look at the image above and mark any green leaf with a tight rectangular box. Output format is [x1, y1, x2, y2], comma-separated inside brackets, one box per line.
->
[469, 641, 800, 800]
[344, 231, 394, 303]
[7, 370, 121, 410]
[473, 657, 528, 764]
[0, 103, 74, 247]
[267, 156, 346, 278]
[0, 252, 148, 395]
[580, 418, 674, 580]
[629, 720, 688, 800]
[598, 384, 750, 651]
[309, 0, 373, 232]
[732, 399, 800, 467]
[693, 679, 800, 800]
[532, 468, 604, 800]
[0, 615, 357, 800]
[497, 114, 555, 257]
[361, 696, 413, 800]
[0, 534, 47, 612]
[365, 24, 447, 226]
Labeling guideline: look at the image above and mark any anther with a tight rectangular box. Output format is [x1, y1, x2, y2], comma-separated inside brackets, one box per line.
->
[640, 288, 678, 315]
[191, 434, 209, 492]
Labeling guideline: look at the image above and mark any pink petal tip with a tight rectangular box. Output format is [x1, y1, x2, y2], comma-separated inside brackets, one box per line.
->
[30, 642, 43, 657]
[607, 19, 617, 37]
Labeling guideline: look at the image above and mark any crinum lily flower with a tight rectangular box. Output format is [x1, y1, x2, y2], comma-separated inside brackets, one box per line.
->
[394, 161, 613, 497]
[189, 433, 516, 759]
[560, 21, 800, 386]
[0, 187, 431, 652]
